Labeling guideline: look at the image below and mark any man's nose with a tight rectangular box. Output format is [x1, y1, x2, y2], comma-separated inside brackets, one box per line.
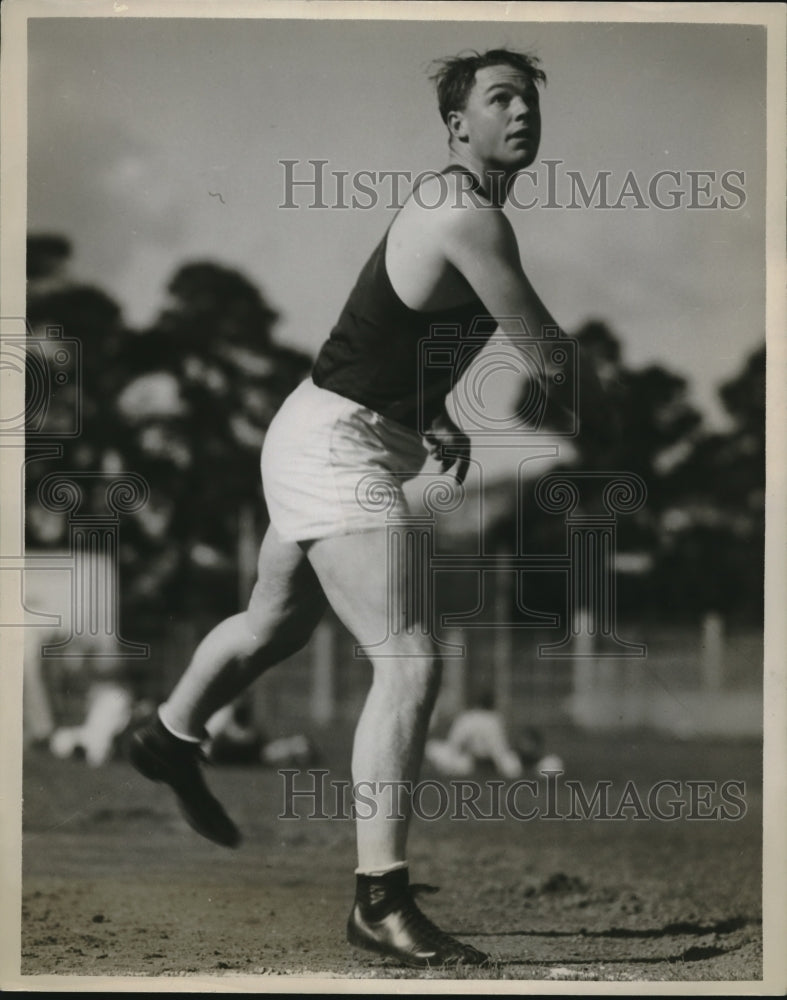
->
[510, 95, 533, 118]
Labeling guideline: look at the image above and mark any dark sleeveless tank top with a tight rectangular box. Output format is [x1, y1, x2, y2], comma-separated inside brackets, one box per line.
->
[311, 167, 495, 433]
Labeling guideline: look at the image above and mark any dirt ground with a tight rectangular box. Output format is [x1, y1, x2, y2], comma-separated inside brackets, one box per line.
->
[16, 728, 762, 987]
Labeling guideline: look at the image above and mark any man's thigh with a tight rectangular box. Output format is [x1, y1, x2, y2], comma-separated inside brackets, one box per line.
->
[247, 525, 326, 626]
[305, 528, 432, 653]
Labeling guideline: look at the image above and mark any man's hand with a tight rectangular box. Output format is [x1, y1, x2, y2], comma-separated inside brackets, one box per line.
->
[424, 408, 471, 485]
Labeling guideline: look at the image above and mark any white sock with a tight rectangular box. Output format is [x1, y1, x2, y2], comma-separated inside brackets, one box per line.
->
[355, 860, 409, 877]
[157, 705, 203, 744]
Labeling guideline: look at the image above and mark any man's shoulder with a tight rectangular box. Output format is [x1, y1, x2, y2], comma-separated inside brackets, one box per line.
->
[400, 171, 513, 246]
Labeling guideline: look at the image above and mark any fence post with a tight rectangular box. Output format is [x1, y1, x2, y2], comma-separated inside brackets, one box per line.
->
[570, 606, 598, 727]
[493, 550, 513, 723]
[434, 627, 467, 726]
[237, 504, 258, 605]
[310, 618, 336, 726]
[701, 612, 724, 692]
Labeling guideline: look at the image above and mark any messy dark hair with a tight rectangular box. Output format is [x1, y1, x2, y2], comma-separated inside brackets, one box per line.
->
[429, 48, 546, 124]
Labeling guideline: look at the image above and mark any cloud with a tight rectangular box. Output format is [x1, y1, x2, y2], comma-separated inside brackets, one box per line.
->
[27, 40, 188, 286]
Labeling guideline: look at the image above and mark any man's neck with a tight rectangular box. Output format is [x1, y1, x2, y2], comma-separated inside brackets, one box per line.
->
[445, 149, 513, 207]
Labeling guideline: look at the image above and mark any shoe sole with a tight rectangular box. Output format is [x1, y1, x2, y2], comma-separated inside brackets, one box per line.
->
[348, 942, 489, 970]
[130, 733, 242, 848]
[347, 923, 488, 969]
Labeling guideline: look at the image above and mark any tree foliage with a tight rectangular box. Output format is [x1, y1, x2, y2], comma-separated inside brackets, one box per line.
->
[502, 321, 764, 623]
[657, 344, 765, 621]
[25, 236, 311, 623]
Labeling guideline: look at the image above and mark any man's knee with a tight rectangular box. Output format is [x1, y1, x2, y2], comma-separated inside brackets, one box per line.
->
[370, 641, 442, 703]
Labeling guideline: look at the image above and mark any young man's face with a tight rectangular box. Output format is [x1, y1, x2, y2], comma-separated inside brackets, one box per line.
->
[450, 64, 542, 172]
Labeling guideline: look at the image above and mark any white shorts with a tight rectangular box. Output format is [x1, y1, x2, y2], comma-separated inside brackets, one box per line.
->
[261, 379, 428, 543]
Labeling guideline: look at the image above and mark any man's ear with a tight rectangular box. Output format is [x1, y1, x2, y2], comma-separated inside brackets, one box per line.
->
[447, 109, 469, 143]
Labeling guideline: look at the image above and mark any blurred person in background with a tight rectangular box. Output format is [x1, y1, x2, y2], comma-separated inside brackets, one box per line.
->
[425, 690, 545, 780]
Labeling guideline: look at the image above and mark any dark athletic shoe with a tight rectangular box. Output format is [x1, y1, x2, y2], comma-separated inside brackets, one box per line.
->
[129, 716, 241, 848]
[347, 869, 489, 969]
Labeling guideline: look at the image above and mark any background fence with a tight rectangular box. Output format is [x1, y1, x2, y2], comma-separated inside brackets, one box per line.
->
[21, 549, 763, 754]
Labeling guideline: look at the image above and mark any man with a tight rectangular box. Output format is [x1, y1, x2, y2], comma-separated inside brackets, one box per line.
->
[131, 48, 606, 969]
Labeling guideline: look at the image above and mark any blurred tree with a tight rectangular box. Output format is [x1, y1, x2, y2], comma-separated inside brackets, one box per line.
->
[26, 239, 312, 630]
[25, 235, 130, 548]
[552, 321, 703, 499]
[26, 234, 72, 287]
[509, 321, 704, 558]
[114, 260, 311, 619]
[656, 344, 765, 622]
[497, 321, 771, 625]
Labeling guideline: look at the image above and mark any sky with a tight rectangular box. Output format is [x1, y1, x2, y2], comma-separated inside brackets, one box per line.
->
[26, 13, 767, 432]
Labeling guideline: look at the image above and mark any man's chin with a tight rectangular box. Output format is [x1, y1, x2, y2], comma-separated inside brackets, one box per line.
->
[495, 155, 538, 178]
[495, 147, 539, 173]
[513, 147, 539, 170]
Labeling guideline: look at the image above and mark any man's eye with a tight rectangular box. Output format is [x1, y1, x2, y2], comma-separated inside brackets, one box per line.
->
[491, 93, 508, 104]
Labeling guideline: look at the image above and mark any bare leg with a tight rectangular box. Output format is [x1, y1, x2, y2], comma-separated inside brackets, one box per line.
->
[161, 526, 326, 738]
[307, 529, 487, 967]
[349, 643, 440, 870]
[306, 528, 441, 873]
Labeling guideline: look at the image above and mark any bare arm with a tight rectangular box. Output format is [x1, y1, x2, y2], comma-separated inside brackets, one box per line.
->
[443, 206, 555, 341]
[441, 206, 616, 442]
